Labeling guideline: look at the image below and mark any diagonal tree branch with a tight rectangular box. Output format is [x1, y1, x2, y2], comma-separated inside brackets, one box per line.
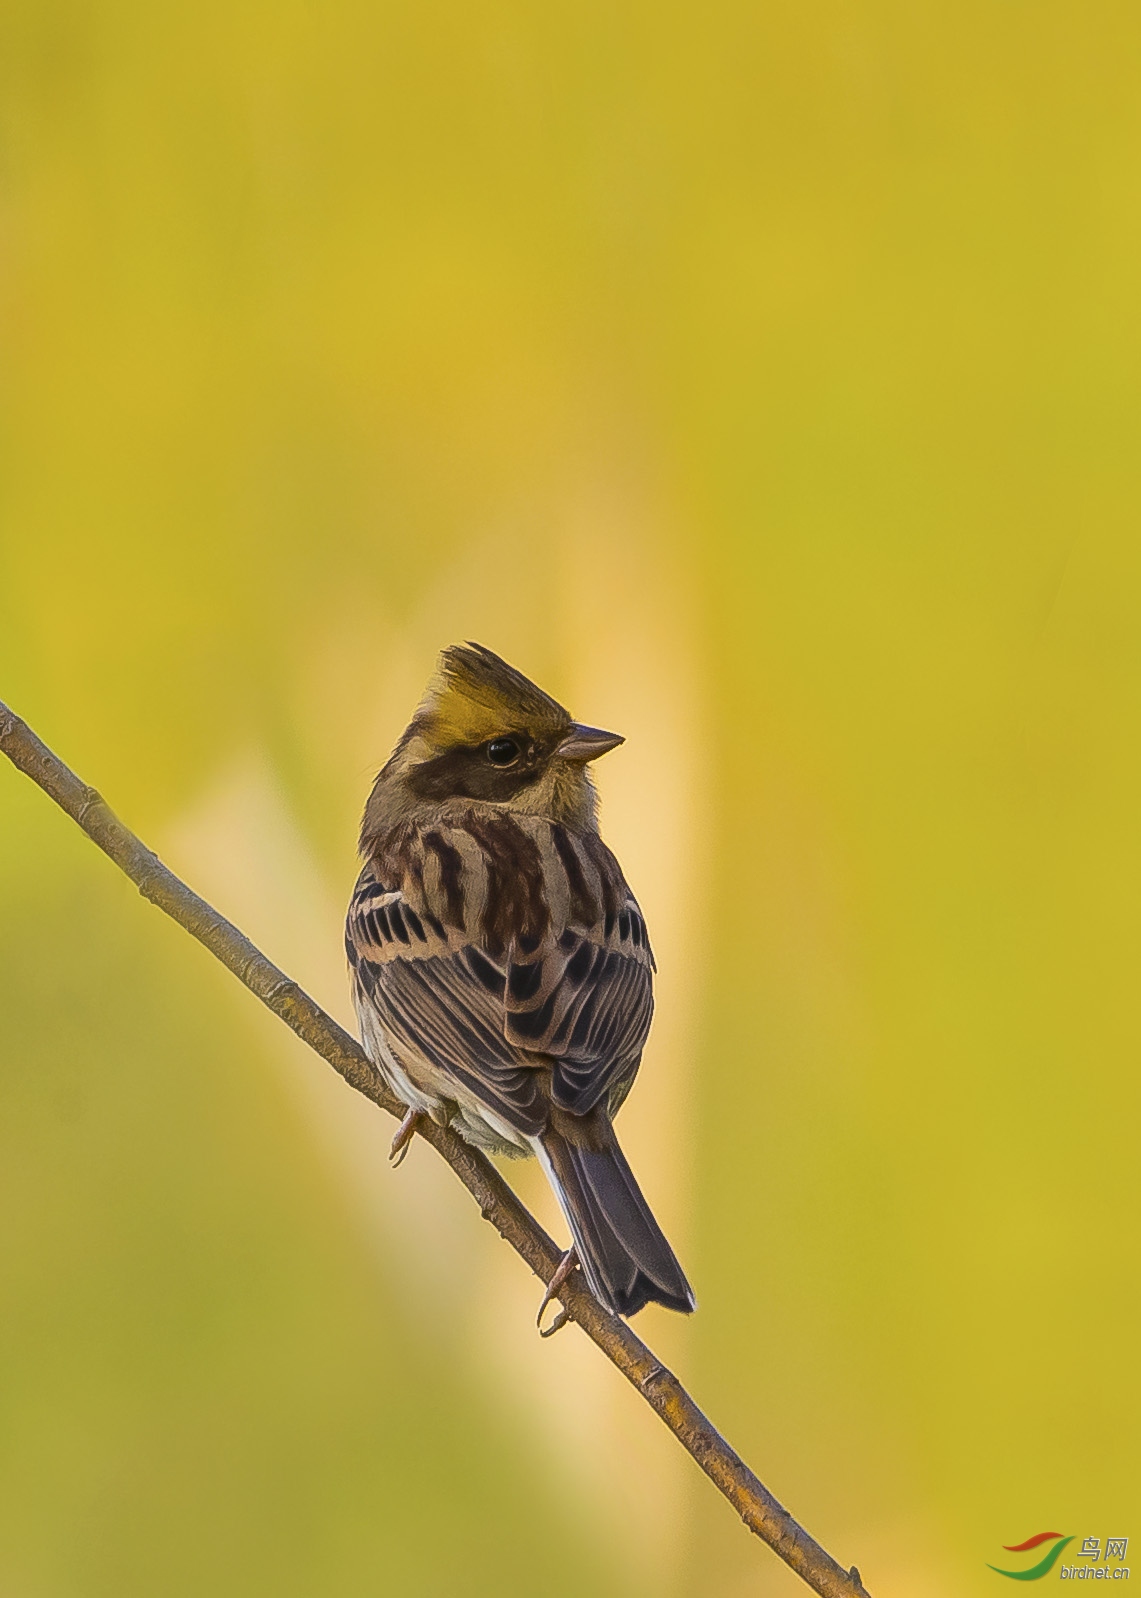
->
[0, 699, 872, 1598]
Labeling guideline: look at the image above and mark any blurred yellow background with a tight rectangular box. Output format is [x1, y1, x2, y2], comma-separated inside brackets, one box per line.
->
[2, 1, 1138, 1594]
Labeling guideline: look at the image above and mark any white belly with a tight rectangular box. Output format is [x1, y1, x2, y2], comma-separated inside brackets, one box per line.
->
[355, 994, 531, 1159]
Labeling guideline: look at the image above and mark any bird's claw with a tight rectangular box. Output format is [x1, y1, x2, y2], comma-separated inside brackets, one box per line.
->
[536, 1248, 578, 1337]
[389, 1108, 424, 1167]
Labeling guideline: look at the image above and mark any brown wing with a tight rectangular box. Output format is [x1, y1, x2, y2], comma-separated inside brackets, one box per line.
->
[347, 814, 655, 1132]
[503, 913, 654, 1116]
[347, 874, 547, 1134]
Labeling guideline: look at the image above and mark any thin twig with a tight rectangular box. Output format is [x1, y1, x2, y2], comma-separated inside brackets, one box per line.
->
[0, 700, 872, 1598]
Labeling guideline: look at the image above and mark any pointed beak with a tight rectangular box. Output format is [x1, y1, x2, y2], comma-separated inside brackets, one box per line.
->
[555, 723, 625, 762]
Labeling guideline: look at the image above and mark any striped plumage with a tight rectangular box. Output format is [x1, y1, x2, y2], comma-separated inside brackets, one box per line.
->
[347, 643, 695, 1320]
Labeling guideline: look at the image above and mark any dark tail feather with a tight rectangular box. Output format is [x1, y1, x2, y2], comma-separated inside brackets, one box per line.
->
[538, 1120, 696, 1318]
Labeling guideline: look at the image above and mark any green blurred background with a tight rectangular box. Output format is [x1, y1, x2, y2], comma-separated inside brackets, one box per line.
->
[2, 2, 1139, 1593]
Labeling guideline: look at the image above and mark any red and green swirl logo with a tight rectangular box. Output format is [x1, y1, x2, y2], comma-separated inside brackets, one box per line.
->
[989, 1533, 1074, 1580]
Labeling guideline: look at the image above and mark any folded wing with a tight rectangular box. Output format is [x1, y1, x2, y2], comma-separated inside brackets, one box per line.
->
[346, 826, 655, 1134]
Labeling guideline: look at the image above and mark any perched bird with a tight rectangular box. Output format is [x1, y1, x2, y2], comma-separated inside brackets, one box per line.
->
[346, 642, 695, 1323]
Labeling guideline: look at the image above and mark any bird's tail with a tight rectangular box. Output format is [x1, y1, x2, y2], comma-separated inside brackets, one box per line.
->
[537, 1110, 696, 1318]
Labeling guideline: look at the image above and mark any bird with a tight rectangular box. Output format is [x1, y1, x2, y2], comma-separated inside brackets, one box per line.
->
[345, 641, 695, 1326]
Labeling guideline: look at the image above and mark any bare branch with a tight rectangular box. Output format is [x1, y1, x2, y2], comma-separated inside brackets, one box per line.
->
[0, 700, 872, 1598]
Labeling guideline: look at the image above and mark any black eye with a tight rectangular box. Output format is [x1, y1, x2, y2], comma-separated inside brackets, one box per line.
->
[486, 737, 521, 767]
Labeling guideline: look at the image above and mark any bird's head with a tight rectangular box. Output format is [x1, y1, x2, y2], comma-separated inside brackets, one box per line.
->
[360, 643, 623, 849]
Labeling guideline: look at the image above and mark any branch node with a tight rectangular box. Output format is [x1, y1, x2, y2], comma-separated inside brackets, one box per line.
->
[133, 853, 166, 902]
[76, 785, 104, 823]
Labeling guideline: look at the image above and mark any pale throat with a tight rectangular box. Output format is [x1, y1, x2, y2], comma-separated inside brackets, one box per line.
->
[505, 761, 599, 829]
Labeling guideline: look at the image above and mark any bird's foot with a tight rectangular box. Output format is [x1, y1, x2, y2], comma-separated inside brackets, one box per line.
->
[389, 1108, 425, 1167]
[537, 1248, 579, 1338]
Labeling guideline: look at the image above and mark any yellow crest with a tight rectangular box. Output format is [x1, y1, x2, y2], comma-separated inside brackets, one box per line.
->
[415, 643, 570, 749]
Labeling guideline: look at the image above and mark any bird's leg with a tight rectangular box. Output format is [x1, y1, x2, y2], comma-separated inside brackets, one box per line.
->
[536, 1247, 578, 1338]
[389, 1107, 425, 1167]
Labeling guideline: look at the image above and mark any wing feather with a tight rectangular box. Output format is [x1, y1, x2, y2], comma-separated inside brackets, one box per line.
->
[347, 817, 655, 1134]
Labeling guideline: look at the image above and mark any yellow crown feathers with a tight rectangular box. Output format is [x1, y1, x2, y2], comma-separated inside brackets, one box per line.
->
[414, 643, 570, 750]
